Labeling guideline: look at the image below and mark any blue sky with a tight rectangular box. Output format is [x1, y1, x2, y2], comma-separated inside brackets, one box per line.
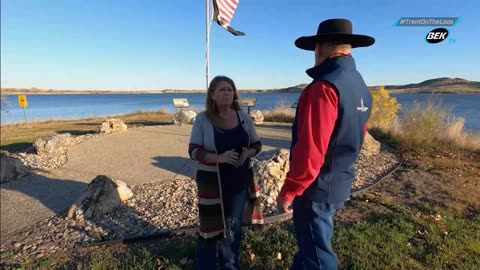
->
[1, 0, 479, 90]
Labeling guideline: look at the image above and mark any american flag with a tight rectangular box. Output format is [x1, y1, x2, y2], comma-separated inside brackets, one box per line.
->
[212, 0, 245, 36]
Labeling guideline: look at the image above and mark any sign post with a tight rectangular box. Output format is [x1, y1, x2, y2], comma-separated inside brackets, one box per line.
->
[17, 95, 29, 126]
[241, 98, 257, 114]
[172, 98, 190, 111]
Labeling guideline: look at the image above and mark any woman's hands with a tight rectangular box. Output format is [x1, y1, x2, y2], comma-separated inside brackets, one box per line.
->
[233, 147, 248, 168]
[217, 149, 239, 164]
[217, 147, 257, 166]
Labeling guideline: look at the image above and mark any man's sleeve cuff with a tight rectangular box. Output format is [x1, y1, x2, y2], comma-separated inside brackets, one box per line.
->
[279, 188, 296, 203]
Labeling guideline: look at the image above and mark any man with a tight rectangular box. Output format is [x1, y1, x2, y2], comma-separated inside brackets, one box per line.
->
[277, 18, 375, 269]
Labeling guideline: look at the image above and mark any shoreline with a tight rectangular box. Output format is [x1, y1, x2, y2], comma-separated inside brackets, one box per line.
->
[2, 77, 479, 95]
[2, 109, 480, 133]
[0, 109, 175, 127]
[2, 90, 480, 95]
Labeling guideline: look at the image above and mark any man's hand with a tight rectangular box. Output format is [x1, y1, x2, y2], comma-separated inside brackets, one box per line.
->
[277, 195, 293, 214]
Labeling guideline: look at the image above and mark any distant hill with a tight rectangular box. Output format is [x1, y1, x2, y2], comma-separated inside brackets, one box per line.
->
[1, 77, 479, 95]
[376, 77, 480, 94]
[265, 77, 480, 94]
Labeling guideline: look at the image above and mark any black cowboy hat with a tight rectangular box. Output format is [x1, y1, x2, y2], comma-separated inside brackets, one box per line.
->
[295, 18, 375, 51]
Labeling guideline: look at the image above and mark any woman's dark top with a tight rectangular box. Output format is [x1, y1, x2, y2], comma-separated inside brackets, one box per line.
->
[214, 111, 251, 196]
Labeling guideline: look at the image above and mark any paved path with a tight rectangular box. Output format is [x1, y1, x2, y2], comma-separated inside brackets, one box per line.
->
[1, 125, 291, 239]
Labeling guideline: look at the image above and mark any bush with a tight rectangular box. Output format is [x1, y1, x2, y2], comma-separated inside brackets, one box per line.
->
[394, 95, 480, 152]
[368, 86, 401, 130]
[262, 98, 295, 123]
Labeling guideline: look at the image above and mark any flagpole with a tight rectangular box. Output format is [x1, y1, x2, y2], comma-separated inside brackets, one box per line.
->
[206, 0, 210, 91]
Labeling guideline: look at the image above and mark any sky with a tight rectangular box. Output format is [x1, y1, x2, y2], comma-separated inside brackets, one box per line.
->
[1, 0, 479, 91]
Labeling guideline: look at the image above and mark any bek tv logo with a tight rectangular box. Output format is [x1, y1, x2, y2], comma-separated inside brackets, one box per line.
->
[426, 28, 449, 44]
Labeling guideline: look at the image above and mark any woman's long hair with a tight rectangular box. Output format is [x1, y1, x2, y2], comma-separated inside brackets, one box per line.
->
[205, 75, 241, 127]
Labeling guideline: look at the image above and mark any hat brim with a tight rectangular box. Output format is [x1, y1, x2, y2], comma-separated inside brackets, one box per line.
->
[295, 33, 375, 51]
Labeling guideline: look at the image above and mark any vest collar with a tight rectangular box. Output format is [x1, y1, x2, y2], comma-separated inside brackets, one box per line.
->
[306, 53, 353, 79]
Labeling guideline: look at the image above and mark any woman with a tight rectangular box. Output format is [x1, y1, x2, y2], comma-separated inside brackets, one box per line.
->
[188, 75, 264, 269]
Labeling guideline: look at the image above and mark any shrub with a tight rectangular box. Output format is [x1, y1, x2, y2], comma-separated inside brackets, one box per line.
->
[262, 98, 295, 123]
[394, 95, 480, 152]
[368, 86, 401, 130]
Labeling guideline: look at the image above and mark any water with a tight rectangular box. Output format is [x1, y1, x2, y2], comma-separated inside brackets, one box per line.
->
[1, 92, 479, 132]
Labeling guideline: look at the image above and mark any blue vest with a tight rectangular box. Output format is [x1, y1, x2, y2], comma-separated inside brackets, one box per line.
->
[290, 55, 372, 203]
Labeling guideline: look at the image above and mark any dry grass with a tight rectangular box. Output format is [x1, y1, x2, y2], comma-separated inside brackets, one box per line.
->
[0, 109, 173, 152]
[386, 96, 480, 153]
[261, 98, 296, 123]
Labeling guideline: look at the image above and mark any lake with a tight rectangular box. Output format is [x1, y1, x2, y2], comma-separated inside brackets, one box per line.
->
[1, 93, 479, 132]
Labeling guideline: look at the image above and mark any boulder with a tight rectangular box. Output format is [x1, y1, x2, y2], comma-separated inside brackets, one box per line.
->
[67, 175, 133, 223]
[361, 132, 381, 156]
[33, 133, 76, 156]
[249, 110, 264, 124]
[0, 152, 30, 183]
[99, 119, 128, 134]
[251, 149, 290, 210]
[173, 110, 197, 125]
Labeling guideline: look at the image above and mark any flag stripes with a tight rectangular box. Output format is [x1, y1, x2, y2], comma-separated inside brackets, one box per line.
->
[212, 0, 245, 36]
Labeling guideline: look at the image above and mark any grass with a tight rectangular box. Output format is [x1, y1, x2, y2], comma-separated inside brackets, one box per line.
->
[365, 95, 480, 156]
[85, 248, 183, 270]
[239, 226, 298, 269]
[389, 96, 480, 153]
[0, 109, 173, 152]
[261, 99, 296, 123]
[61, 203, 479, 270]
[335, 210, 480, 270]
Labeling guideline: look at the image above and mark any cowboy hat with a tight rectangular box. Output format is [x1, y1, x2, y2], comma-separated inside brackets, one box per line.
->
[295, 18, 375, 51]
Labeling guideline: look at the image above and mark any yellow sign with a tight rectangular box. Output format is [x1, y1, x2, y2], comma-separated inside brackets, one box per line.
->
[172, 98, 189, 108]
[241, 98, 256, 107]
[18, 95, 28, 107]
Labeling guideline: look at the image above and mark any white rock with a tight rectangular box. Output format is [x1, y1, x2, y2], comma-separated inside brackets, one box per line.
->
[249, 110, 264, 124]
[173, 110, 197, 125]
[33, 134, 75, 156]
[67, 175, 123, 223]
[115, 180, 134, 202]
[99, 119, 128, 134]
[0, 152, 30, 183]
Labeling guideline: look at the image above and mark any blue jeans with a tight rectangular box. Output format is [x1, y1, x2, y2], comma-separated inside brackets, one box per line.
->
[195, 188, 248, 270]
[291, 195, 343, 270]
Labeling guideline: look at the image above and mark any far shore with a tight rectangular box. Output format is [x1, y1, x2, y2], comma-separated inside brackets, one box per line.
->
[2, 77, 479, 95]
[2, 89, 480, 95]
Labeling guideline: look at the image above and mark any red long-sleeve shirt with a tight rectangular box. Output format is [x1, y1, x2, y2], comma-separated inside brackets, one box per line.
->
[279, 81, 367, 203]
